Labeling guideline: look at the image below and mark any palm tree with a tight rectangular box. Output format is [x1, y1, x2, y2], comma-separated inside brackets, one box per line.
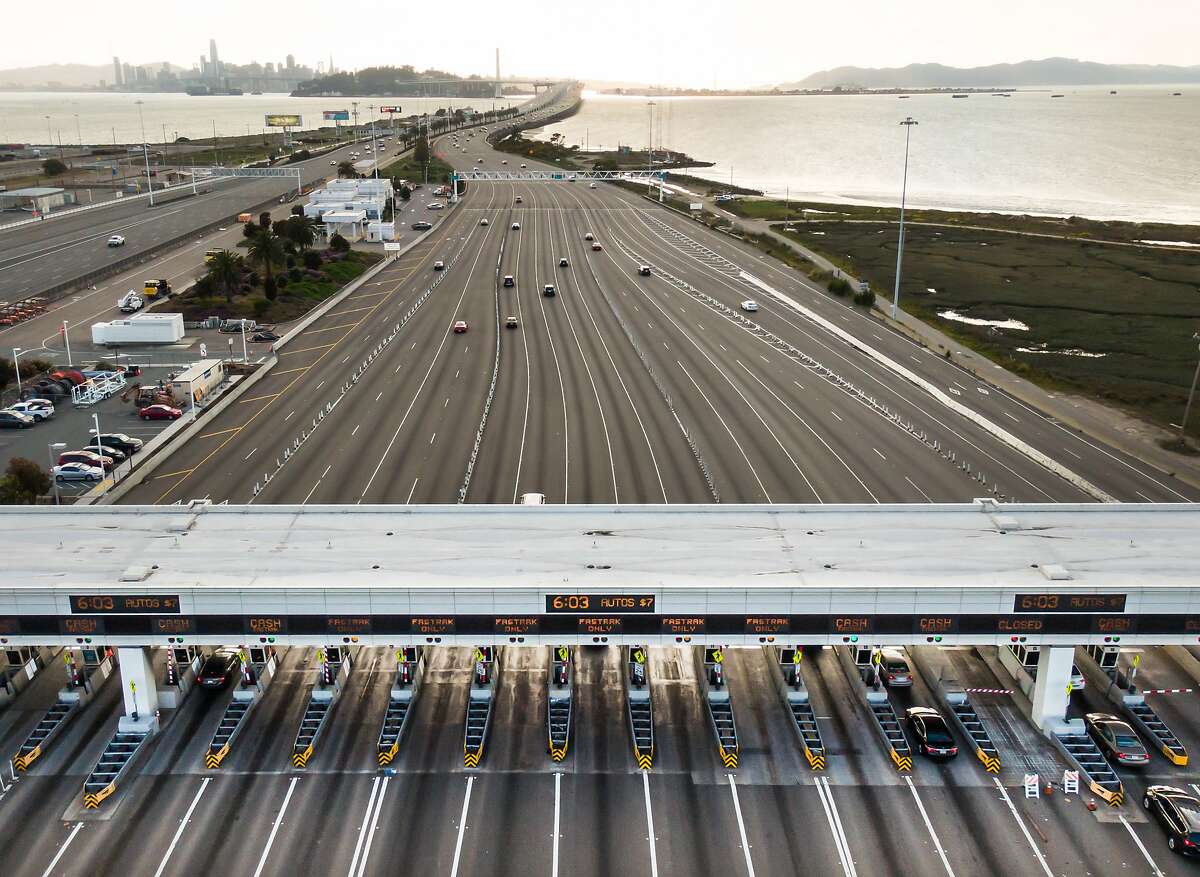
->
[282, 215, 316, 252]
[208, 249, 244, 304]
[247, 231, 286, 300]
[337, 161, 356, 179]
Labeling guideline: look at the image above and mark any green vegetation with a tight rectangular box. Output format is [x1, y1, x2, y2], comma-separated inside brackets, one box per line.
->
[780, 221, 1200, 437]
[0, 458, 49, 505]
[493, 133, 583, 169]
[379, 150, 453, 186]
[292, 65, 500, 98]
[41, 158, 67, 176]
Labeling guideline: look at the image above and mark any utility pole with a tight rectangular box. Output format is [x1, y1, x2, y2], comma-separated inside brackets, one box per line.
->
[1180, 333, 1200, 439]
[646, 101, 655, 192]
[351, 102, 360, 144]
[368, 105, 379, 179]
[891, 116, 919, 321]
[136, 101, 155, 206]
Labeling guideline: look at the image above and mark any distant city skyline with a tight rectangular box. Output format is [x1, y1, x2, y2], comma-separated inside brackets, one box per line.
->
[3, 0, 1198, 87]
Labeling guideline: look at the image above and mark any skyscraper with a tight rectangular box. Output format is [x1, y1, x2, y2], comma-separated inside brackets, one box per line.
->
[286, 54, 295, 70]
[123, 62, 134, 84]
[112, 56, 123, 86]
[209, 39, 220, 79]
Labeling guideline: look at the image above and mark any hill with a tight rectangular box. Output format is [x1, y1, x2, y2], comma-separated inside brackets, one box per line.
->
[784, 58, 1200, 89]
[0, 62, 186, 88]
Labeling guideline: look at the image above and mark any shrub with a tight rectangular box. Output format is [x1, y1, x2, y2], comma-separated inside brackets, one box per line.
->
[329, 233, 350, 253]
[258, 211, 271, 229]
[243, 221, 258, 239]
[289, 267, 302, 282]
[193, 275, 214, 296]
[285, 254, 296, 269]
[23, 357, 55, 376]
[853, 288, 876, 308]
[264, 276, 277, 300]
[252, 297, 271, 319]
[2, 457, 49, 504]
[247, 271, 259, 286]
[828, 277, 851, 297]
[291, 205, 304, 217]
[276, 274, 289, 289]
[303, 251, 322, 270]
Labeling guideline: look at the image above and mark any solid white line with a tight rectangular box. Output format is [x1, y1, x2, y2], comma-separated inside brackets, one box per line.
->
[321, 465, 332, 479]
[727, 773, 757, 877]
[1118, 814, 1166, 877]
[252, 776, 299, 877]
[449, 775, 475, 877]
[642, 770, 659, 877]
[905, 475, 934, 502]
[904, 776, 955, 877]
[873, 448, 887, 461]
[346, 776, 381, 877]
[990, 778, 1052, 877]
[355, 775, 389, 877]
[1136, 490, 1155, 502]
[244, 447, 257, 461]
[41, 822, 84, 877]
[302, 480, 321, 504]
[814, 777, 855, 877]
[351, 424, 360, 436]
[153, 777, 213, 877]
[552, 772, 562, 877]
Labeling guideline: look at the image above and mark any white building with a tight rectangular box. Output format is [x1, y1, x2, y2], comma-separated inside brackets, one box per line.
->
[303, 177, 392, 227]
[322, 209, 368, 242]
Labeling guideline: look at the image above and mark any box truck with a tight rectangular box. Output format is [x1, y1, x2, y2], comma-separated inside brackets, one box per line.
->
[91, 313, 185, 346]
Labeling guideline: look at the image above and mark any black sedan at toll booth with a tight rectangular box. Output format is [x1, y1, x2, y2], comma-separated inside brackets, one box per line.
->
[1085, 713, 1150, 766]
[197, 649, 240, 688]
[1144, 786, 1200, 856]
[906, 707, 959, 760]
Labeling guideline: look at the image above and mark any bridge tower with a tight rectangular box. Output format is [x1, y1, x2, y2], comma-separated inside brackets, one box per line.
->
[495, 48, 501, 100]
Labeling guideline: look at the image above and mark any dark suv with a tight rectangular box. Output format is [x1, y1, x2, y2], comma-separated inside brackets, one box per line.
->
[197, 650, 240, 688]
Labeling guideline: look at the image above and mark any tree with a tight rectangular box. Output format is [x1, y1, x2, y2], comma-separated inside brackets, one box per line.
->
[42, 158, 67, 176]
[329, 232, 350, 253]
[1, 457, 50, 504]
[337, 160, 356, 178]
[208, 249, 244, 304]
[281, 216, 315, 252]
[258, 211, 272, 229]
[243, 220, 258, 238]
[414, 134, 430, 167]
[247, 231, 285, 302]
[0, 356, 13, 391]
[398, 184, 411, 201]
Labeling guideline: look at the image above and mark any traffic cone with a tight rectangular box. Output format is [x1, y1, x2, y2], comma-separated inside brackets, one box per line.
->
[1087, 798, 1098, 812]
[1045, 781, 1054, 796]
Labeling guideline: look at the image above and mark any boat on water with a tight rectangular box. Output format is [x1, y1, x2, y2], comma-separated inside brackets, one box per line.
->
[991, 93, 1010, 97]
[952, 94, 969, 98]
[1051, 94, 1065, 98]
[1110, 90, 1118, 95]
[252, 90, 263, 95]
[898, 95, 910, 99]
[1172, 92, 1182, 96]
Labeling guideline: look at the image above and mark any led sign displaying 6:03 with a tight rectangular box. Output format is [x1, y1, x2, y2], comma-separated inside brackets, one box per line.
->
[69, 595, 180, 614]
[545, 595, 655, 613]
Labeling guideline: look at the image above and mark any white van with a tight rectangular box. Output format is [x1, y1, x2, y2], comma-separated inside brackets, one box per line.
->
[521, 492, 545, 505]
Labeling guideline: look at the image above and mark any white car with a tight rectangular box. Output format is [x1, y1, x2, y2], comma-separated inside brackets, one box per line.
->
[520, 163, 527, 168]
[330, 160, 337, 165]
[511, 222, 521, 230]
[107, 234, 125, 247]
[427, 202, 444, 210]
[53, 462, 103, 483]
[501, 159, 508, 165]
[480, 218, 489, 226]
[589, 182, 597, 189]
[741, 300, 759, 312]
[8, 400, 53, 421]
[434, 260, 445, 271]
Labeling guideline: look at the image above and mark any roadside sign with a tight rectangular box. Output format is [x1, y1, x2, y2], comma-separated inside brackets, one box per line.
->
[792, 649, 802, 664]
[712, 649, 724, 664]
[1132, 654, 1141, 668]
[556, 646, 569, 662]
[632, 648, 647, 664]
[316, 648, 326, 664]
[474, 648, 486, 663]
[383, 242, 401, 251]
[689, 202, 702, 211]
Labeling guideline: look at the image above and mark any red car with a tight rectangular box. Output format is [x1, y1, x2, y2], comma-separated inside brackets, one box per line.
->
[58, 450, 115, 472]
[140, 404, 182, 421]
[453, 320, 468, 334]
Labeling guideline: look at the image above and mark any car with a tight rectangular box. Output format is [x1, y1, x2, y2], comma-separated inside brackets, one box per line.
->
[505, 316, 519, 328]
[251, 330, 280, 342]
[1070, 664, 1086, 691]
[480, 218, 489, 226]
[589, 182, 597, 189]
[140, 404, 183, 421]
[514, 196, 523, 204]
[1143, 786, 1200, 856]
[501, 159, 508, 165]
[434, 260, 445, 271]
[543, 284, 556, 297]
[559, 257, 569, 267]
[412, 221, 433, 231]
[93, 433, 143, 455]
[638, 265, 652, 276]
[741, 300, 759, 312]
[511, 222, 521, 230]
[453, 320, 468, 334]
[503, 275, 515, 287]
[58, 450, 114, 471]
[53, 462, 104, 483]
[880, 649, 913, 687]
[20, 398, 55, 413]
[330, 159, 337, 165]
[476, 158, 484, 164]
[427, 202, 444, 210]
[0, 409, 35, 429]
[520, 163, 527, 168]
[93, 444, 128, 463]
[591, 242, 602, 251]
[8, 400, 53, 421]
[197, 649, 240, 688]
[906, 707, 959, 760]
[107, 234, 125, 247]
[1085, 713, 1149, 766]
[584, 232, 594, 241]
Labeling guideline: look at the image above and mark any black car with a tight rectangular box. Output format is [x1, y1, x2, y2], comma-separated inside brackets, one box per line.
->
[412, 220, 432, 231]
[94, 433, 144, 455]
[1144, 786, 1200, 856]
[252, 330, 280, 342]
[196, 650, 240, 688]
[0, 410, 33, 429]
[906, 707, 959, 760]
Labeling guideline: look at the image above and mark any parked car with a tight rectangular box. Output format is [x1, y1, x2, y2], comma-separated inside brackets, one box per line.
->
[52, 462, 104, 483]
[427, 202, 444, 210]
[8, 400, 53, 421]
[0, 410, 34, 429]
[92, 444, 128, 464]
[1085, 713, 1149, 766]
[139, 404, 182, 421]
[197, 649, 240, 688]
[505, 316, 519, 328]
[453, 320, 469, 334]
[107, 234, 125, 247]
[58, 449, 114, 471]
[741, 300, 759, 312]
[93, 433, 143, 455]
[251, 330, 279, 342]
[906, 707, 959, 760]
[1143, 785, 1200, 856]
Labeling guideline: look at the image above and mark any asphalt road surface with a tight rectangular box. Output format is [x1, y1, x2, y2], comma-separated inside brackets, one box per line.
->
[1, 643, 1195, 876]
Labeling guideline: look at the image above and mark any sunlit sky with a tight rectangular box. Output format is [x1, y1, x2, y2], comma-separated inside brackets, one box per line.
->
[5, 0, 1198, 86]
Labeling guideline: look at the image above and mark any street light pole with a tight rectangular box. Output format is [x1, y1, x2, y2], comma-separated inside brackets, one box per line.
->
[368, 104, 379, 180]
[1180, 333, 1200, 438]
[646, 101, 655, 193]
[48, 442, 66, 505]
[74, 114, 82, 148]
[12, 347, 23, 398]
[62, 321, 73, 366]
[891, 116, 919, 321]
[136, 100, 155, 206]
[241, 321, 249, 363]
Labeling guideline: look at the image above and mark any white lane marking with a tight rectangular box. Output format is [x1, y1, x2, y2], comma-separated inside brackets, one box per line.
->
[394, 363, 403, 374]
[449, 775, 475, 877]
[302, 480, 321, 504]
[284, 410, 295, 421]
[905, 475, 934, 502]
[727, 773, 757, 877]
[793, 381, 805, 391]
[678, 362, 772, 502]
[429, 432, 437, 445]
[642, 770, 659, 877]
[316, 380, 325, 390]
[346, 775, 381, 877]
[814, 777, 856, 877]
[552, 772, 562, 877]
[353, 775, 390, 877]
[1136, 490, 1154, 502]
[351, 424, 360, 436]
[342, 355, 351, 364]
[719, 343, 727, 351]
[830, 411, 843, 422]
[252, 776, 299, 877]
[1062, 446, 1083, 459]
[321, 465, 332, 479]
[903, 776, 955, 876]
[244, 447, 257, 461]
[1002, 411, 1020, 423]
[1118, 814, 1166, 877]
[872, 333, 883, 341]
[953, 381, 968, 391]
[990, 778, 1052, 877]
[41, 822, 85, 877]
[873, 448, 887, 461]
[910, 355, 922, 364]
[375, 391, 383, 402]
[444, 396, 450, 408]
[976, 386, 990, 395]
[152, 777, 213, 877]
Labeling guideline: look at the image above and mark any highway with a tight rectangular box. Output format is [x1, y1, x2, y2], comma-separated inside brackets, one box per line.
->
[2, 643, 1196, 876]
[114, 127, 1199, 504]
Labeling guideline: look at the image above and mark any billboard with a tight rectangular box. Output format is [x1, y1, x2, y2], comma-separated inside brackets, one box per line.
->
[322, 110, 350, 121]
[379, 106, 402, 114]
[264, 114, 303, 128]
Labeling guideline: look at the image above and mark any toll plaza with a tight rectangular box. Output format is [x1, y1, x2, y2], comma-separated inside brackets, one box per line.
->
[0, 502, 1198, 874]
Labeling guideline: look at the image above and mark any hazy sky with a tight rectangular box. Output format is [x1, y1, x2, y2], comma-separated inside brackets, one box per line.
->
[7, 0, 1198, 85]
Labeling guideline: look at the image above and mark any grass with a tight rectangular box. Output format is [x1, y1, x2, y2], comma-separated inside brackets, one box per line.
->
[777, 221, 1200, 437]
[378, 152, 454, 186]
[491, 134, 583, 170]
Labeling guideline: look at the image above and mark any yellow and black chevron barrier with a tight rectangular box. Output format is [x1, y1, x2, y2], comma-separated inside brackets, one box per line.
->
[12, 746, 41, 772]
[550, 743, 568, 763]
[205, 743, 230, 770]
[634, 743, 654, 770]
[889, 748, 913, 772]
[1162, 743, 1189, 767]
[83, 783, 115, 809]
[976, 750, 1001, 774]
[464, 746, 482, 769]
[292, 744, 313, 769]
[720, 746, 739, 769]
[804, 746, 826, 771]
[378, 742, 399, 767]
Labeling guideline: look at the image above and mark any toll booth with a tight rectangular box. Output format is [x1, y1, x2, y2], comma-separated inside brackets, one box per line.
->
[907, 645, 1001, 773]
[464, 646, 499, 768]
[293, 646, 352, 768]
[206, 646, 278, 769]
[626, 645, 654, 770]
[12, 647, 115, 772]
[378, 647, 425, 767]
[836, 645, 912, 772]
[695, 646, 739, 768]
[766, 646, 826, 770]
[0, 646, 53, 708]
[547, 646, 573, 763]
[158, 646, 203, 708]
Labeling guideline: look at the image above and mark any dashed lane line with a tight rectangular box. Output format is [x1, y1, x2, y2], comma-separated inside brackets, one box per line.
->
[727, 773, 757, 877]
[904, 776, 955, 877]
[251, 775, 298, 877]
[152, 777, 212, 877]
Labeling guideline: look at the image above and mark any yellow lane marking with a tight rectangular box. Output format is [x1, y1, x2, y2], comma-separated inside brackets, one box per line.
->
[154, 467, 196, 480]
[197, 427, 241, 438]
[279, 343, 337, 356]
[297, 322, 362, 335]
[238, 392, 282, 404]
[330, 305, 377, 316]
[269, 366, 310, 377]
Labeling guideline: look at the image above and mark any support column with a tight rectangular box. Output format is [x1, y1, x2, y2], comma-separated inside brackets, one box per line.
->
[117, 647, 159, 723]
[1029, 645, 1074, 731]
